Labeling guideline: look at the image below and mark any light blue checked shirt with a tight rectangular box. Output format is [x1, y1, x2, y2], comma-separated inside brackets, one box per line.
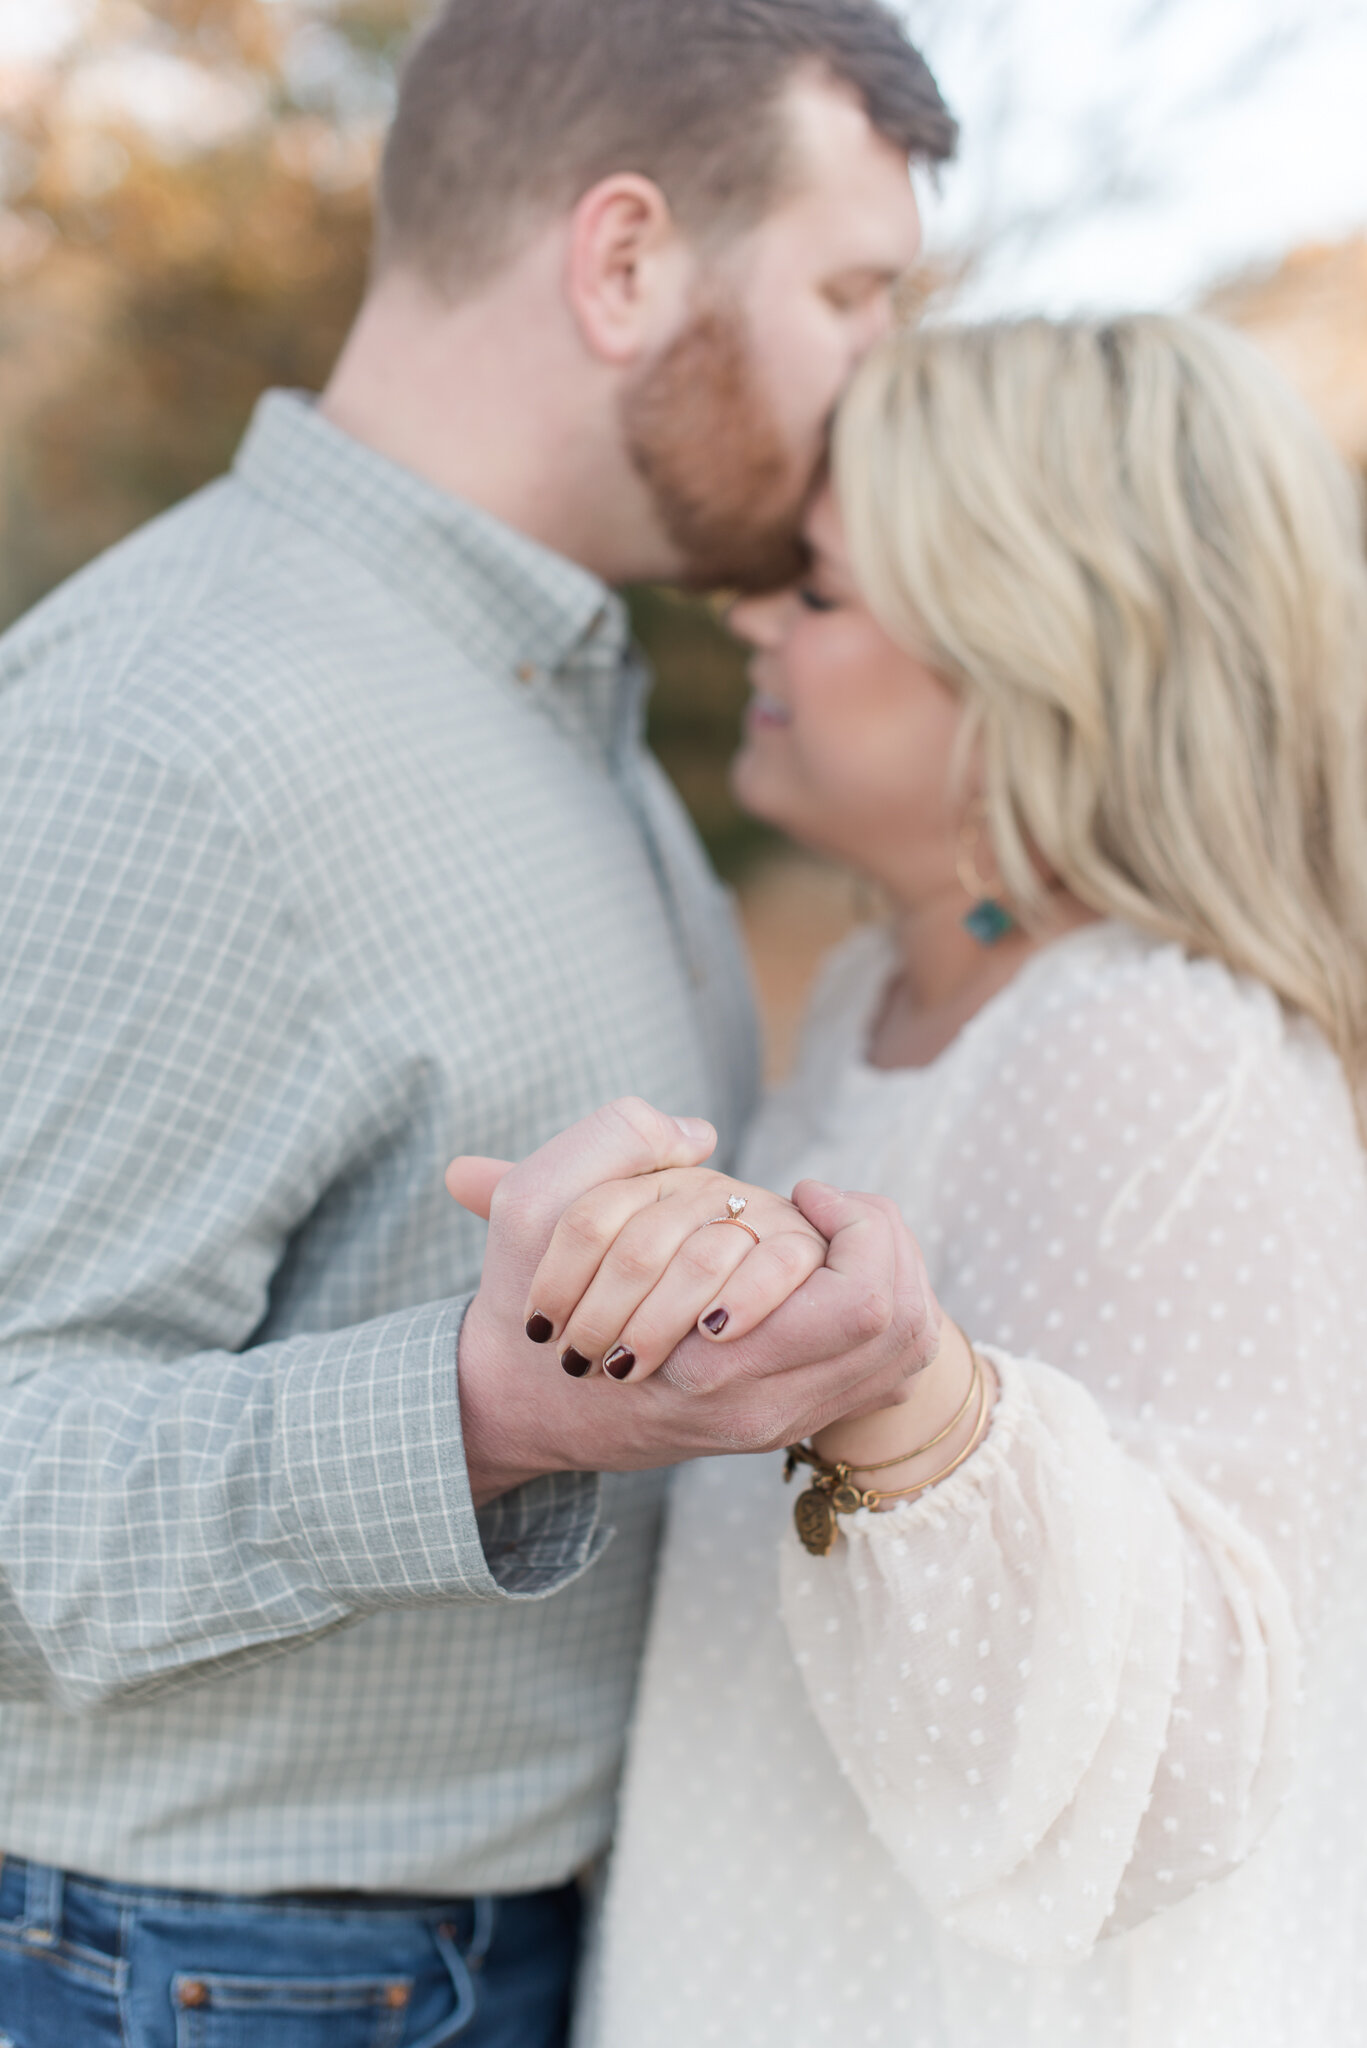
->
[0, 393, 759, 1892]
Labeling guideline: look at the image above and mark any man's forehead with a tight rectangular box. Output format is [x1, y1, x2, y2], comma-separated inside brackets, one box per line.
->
[774, 70, 923, 262]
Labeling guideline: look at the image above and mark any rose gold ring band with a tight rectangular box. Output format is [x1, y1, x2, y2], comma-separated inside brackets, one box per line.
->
[703, 1215, 761, 1248]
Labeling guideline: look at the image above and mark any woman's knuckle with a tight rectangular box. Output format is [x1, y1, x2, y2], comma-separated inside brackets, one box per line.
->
[673, 1235, 725, 1284]
[622, 1320, 660, 1365]
[611, 1235, 663, 1289]
[561, 1311, 603, 1355]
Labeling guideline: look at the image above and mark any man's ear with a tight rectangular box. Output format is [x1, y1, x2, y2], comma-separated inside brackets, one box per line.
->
[566, 173, 693, 365]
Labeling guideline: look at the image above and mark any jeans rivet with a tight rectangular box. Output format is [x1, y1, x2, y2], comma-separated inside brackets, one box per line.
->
[178, 1980, 210, 2009]
[23, 1926, 55, 1948]
[384, 1984, 411, 2009]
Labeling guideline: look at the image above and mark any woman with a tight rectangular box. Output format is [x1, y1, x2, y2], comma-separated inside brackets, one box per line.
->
[502, 314, 1367, 2044]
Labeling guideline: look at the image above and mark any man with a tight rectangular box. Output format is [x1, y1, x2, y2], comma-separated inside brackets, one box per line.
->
[0, 2, 954, 2039]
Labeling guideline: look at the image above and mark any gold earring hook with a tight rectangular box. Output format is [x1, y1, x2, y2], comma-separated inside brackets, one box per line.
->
[955, 798, 999, 901]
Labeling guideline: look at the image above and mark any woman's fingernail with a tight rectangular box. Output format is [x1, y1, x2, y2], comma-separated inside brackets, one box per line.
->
[701, 1307, 729, 1336]
[561, 1347, 592, 1378]
[526, 1312, 554, 1344]
[604, 1345, 636, 1381]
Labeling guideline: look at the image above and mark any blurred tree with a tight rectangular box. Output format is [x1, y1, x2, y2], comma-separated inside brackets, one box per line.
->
[0, 0, 395, 614]
[0, 0, 765, 867]
[1207, 237, 1367, 476]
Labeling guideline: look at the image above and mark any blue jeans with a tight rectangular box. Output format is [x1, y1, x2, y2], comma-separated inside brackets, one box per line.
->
[0, 1856, 580, 2048]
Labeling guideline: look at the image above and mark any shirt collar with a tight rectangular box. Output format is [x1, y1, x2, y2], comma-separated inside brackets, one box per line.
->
[232, 390, 629, 685]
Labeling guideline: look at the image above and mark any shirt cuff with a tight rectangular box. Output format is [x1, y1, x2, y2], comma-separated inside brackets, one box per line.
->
[476, 1470, 609, 1595]
[275, 1295, 611, 1608]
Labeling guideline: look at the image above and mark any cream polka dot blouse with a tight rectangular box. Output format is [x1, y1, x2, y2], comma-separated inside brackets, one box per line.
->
[580, 922, 1367, 2048]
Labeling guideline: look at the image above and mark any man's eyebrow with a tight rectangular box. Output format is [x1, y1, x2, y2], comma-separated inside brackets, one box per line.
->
[829, 260, 902, 280]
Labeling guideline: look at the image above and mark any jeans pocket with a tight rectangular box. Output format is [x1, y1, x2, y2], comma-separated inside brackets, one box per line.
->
[171, 1971, 413, 2048]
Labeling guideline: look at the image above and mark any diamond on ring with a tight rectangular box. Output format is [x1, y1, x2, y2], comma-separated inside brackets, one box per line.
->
[703, 1193, 760, 1248]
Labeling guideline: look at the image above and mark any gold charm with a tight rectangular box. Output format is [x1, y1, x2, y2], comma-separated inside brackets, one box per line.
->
[794, 1486, 839, 1557]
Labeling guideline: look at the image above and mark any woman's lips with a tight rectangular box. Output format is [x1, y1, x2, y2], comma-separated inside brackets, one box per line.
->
[746, 691, 792, 730]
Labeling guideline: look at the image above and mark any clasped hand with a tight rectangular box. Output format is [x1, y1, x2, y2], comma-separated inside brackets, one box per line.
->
[448, 1097, 943, 1505]
[524, 1166, 827, 1381]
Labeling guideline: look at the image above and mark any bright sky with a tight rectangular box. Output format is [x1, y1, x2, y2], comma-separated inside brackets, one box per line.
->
[901, 0, 1367, 314]
[3, 0, 1365, 311]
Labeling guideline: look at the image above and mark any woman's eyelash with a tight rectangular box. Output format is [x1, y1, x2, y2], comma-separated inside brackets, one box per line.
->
[798, 587, 838, 613]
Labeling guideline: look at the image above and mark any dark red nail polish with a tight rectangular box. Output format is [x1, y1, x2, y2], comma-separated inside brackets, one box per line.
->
[604, 1346, 636, 1381]
[526, 1313, 554, 1344]
[702, 1307, 729, 1335]
[561, 1347, 592, 1378]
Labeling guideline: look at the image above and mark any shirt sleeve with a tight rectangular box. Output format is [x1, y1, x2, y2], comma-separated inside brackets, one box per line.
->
[779, 942, 1367, 1963]
[0, 724, 606, 1712]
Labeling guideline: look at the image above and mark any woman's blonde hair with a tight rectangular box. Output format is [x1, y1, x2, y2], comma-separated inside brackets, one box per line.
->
[835, 312, 1367, 1117]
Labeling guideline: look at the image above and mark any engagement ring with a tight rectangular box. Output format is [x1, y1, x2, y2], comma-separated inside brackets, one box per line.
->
[703, 1193, 761, 1247]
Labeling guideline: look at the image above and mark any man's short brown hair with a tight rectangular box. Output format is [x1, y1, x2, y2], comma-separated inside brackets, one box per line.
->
[377, 0, 956, 297]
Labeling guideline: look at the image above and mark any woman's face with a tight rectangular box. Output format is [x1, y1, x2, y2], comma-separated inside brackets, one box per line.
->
[729, 487, 968, 896]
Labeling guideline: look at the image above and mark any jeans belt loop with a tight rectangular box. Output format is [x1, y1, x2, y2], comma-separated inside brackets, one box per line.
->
[20, 1861, 64, 1950]
[466, 1896, 496, 1970]
[401, 1912, 485, 2048]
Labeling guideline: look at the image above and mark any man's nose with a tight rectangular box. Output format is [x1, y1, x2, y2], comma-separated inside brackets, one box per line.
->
[727, 592, 792, 650]
[857, 287, 899, 358]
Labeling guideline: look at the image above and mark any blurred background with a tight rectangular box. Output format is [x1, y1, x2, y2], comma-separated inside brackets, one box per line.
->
[1, 0, 1364, 1070]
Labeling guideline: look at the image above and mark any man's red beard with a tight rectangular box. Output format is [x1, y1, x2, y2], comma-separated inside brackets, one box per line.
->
[621, 299, 820, 593]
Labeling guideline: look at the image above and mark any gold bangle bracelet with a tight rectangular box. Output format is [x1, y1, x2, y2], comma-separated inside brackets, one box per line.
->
[785, 1346, 978, 1479]
[785, 1350, 991, 1557]
[860, 1359, 990, 1506]
[842, 1348, 981, 1474]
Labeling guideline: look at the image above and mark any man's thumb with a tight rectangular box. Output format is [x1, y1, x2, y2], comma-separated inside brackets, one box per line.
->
[449, 1099, 717, 1233]
[445, 1155, 514, 1221]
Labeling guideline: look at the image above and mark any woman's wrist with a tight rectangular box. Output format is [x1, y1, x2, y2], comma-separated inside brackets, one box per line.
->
[811, 1320, 994, 1501]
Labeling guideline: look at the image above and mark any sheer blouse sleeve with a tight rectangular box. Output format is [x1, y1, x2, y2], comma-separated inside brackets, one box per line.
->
[779, 934, 1367, 1964]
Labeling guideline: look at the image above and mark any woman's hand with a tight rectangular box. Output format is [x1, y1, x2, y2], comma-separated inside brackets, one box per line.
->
[523, 1166, 829, 1381]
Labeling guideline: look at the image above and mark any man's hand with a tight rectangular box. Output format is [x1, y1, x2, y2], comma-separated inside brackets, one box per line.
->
[449, 1097, 941, 1506]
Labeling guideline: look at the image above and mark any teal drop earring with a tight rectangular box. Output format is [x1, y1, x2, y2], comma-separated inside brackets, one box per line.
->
[956, 800, 1015, 946]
